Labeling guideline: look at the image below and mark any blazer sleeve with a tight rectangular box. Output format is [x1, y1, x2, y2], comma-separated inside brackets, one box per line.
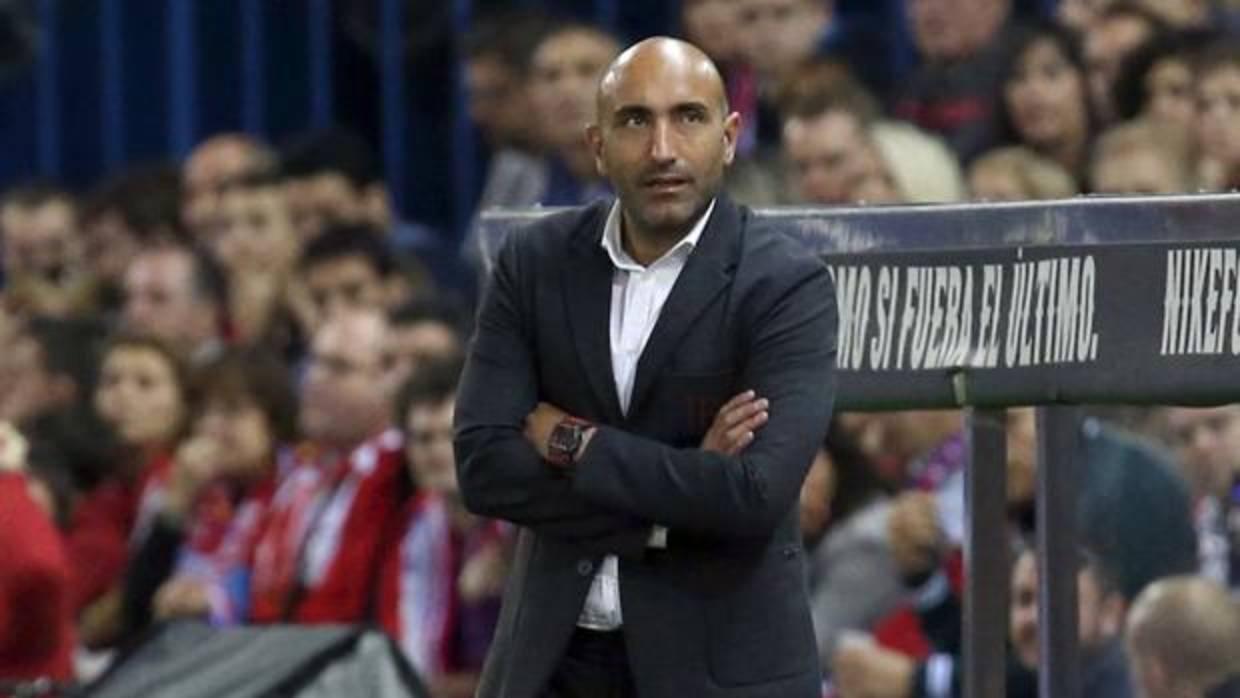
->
[454, 229, 649, 554]
[570, 255, 837, 538]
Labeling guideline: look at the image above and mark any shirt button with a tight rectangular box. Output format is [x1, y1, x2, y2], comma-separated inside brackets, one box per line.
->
[577, 559, 595, 576]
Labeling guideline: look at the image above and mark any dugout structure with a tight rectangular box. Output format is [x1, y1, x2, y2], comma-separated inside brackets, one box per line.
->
[481, 193, 1240, 698]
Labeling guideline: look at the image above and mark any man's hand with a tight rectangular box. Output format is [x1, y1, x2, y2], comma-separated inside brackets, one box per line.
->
[833, 641, 915, 698]
[524, 402, 596, 462]
[701, 390, 769, 455]
[153, 577, 211, 620]
[887, 491, 945, 580]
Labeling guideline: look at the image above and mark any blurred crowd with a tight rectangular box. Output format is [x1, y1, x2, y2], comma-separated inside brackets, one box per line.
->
[3, 0, 1240, 697]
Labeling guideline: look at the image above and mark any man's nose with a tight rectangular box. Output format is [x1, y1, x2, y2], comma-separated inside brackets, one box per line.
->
[649, 120, 676, 163]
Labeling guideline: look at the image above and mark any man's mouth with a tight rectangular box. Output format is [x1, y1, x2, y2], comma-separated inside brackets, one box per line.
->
[643, 175, 692, 194]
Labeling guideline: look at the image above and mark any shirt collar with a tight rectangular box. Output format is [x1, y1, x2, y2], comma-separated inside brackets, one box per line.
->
[600, 198, 716, 272]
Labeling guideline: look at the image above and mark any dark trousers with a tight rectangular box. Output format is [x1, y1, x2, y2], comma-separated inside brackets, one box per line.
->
[542, 628, 637, 698]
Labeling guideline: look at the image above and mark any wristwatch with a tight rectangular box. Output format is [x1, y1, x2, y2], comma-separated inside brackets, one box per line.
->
[547, 416, 593, 469]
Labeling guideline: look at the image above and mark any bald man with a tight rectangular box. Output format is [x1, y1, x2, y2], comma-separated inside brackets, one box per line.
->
[456, 37, 836, 697]
[1127, 576, 1240, 698]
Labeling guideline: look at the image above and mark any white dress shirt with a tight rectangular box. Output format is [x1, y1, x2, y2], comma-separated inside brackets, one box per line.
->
[576, 198, 717, 630]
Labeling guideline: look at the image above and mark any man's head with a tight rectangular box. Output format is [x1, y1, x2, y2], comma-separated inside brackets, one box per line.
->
[280, 129, 389, 241]
[908, 0, 1011, 63]
[529, 24, 622, 159]
[1196, 43, 1240, 176]
[122, 243, 228, 357]
[780, 74, 883, 205]
[212, 170, 300, 277]
[968, 146, 1080, 200]
[182, 134, 274, 240]
[81, 163, 185, 285]
[588, 38, 739, 243]
[395, 355, 464, 496]
[300, 308, 392, 449]
[0, 183, 80, 284]
[1090, 118, 1194, 194]
[681, 0, 742, 65]
[297, 224, 398, 336]
[734, 0, 832, 82]
[0, 317, 103, 426]
[1135, 0, 1211, 28]
[464, 11, 549, 150]
[1085, 3, 1164, 124]
[387, 298, 465, 389]
[1127, 576, 1240, 698]
[1160, 406, 1240, 502]
[1010, 546, 1127, 670]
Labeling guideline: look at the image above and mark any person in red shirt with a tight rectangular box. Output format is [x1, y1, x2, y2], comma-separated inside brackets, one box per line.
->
[248, 308, 404, 624]
[378, 356, 508, 696]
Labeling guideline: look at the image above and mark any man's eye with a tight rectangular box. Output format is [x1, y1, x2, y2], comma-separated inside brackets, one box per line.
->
[622, 114, 647, 127]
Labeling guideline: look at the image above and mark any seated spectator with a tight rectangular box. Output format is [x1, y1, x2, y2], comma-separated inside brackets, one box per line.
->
[968, 146, 1080, 200]
[997, 22, 1096, 186]
[379, 356, 506, 696]
[75, 334, 191, 648]
[1084, 3, 1166, 125]
[292, 224, 405, 339]
[1090, 117, 1196, 193]
[1112, 30, 1209, 130]
[79, 162, 186, 315]
[1058, 0, 1116, 34]
[0, 316, 104, 431]
[180, 133, 275, 242]
[800, 421, 903, 672]
[1134, 0, 1213, 29]
[680, 0, 743, 68]
[869, 124, 966, 203]
[1158, 406, 1240, 592]
[247, 309, 404, 624]
[120, 348, 297, 637]
[894, 0, 1021, 162]
[210, 171, 302, 347]
[1127, 576, 1240, 698]
[1195, 42, 1240, 191]
[122, 241, 230, 364]
[0, 446, 74, 684]
[387, 298, 466, 389]
[0, 182, 98, 318]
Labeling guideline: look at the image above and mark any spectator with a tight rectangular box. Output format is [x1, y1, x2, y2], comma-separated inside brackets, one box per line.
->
[868, 124, 966, 203]
[293, 224, 403, 338]
[1127, 576, 1240, 698]
[801, 421, 903, 672]
[0, 316, 104, 429]
[180, 133, 275, 242]
[997, 22, 1095, 186]
[379, 356, 506, 695]
[1135, 0, 1213, 28]
[525, 22, 621, 206]
[247, 308, 404, 624]
[1090, 117, 1196, 193]
[681, 0, 743, 66]
[1112, 30, 1206, 129]
[968, 146, 1080, 200]
[76, 334, 190, 647]
[0, 183, 97, 318]
[1195, 42, 1240, 190]
[1159, 406, 1240, 592]
[1058, 0, 1117, 34]
[211, 170, 301, 346]
[387, 297, 466, 389]
[1084, 3, 1165, 125]
[121, 348, 297, 636]
[122, 242, 230, 363]
[894, 0, 1020, 162]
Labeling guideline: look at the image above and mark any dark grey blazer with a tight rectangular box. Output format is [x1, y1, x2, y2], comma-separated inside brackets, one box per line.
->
[454, 195, 837, 698]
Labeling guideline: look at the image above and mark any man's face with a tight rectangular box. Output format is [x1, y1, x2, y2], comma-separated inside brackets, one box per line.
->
[405, 396, 457, 496]
[1198, 66, 1240, 171]
[467, 56, 534, 149]
[213, 185, 299, 274]
[0, 334, 58, 425]
[122, 249, 215, 350]
[300, 311, 391, 447]
[387, 321, 462, 389]
[1086, 15, 1156, 122]
[589, 47, 739, 240]
[1, 200, 79, 282]
[1092, 147, 1185, 194]
[284, 172, 372, 242]
[735, 0, 829, 80]
[783, 110, 873, 204]
[682, 0, 741, 64]
[1144, 58, 1195, 128]
[1162, 406, 1240, 500]
[1010, 551, 1122, 670]
[300, 255, 388, 336]
[529, 30, 619, 153]
[909, 0, 1003, 62]
[183, 138, 263, 239]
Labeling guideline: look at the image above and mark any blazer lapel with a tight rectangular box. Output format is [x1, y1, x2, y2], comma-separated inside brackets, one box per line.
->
[628, 197, 743, 418]
[563, 205, 625, 424]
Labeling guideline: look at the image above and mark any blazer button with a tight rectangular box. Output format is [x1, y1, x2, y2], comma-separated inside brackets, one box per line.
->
[577, 559, 595, 576]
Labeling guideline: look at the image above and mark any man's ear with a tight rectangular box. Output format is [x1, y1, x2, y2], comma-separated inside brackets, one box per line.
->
[586, 124, 608, 178]
[363, 184, 391, 229]
[722, 112, 741, 167]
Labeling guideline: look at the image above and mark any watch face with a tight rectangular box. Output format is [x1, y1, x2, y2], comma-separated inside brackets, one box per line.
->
[549, 423, 581, 454]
